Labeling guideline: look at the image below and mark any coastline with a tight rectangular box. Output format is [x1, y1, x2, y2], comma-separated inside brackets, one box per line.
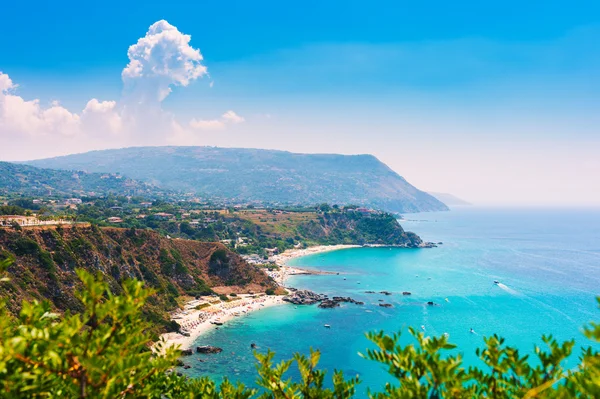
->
[158, 244, 359, 351]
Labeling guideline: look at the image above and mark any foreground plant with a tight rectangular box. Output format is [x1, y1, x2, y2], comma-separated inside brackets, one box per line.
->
[0, 259, 598, 398]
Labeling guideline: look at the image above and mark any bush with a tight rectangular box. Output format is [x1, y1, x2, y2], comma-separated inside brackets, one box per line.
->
[265, 288, 276, 295]
[11, 237, 40, 256]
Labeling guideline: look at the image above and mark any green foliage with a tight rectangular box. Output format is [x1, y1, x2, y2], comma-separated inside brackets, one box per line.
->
[10, 237, 41, 256]
[0, 205, 27, 216]
[0, 268, 185, 398]
[0, 261, 598, 398]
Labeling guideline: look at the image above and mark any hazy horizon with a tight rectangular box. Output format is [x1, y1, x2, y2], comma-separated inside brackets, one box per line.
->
[2, 1, 599, 207]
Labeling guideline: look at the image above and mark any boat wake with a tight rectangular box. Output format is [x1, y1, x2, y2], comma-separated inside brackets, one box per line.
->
[496, 283, 521, 296]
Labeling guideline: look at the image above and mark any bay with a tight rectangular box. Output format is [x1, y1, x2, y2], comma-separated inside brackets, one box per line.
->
[182, 207, 600, 394]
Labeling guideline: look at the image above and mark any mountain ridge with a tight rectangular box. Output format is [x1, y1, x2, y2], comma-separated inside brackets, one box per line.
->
[24, 146, 449, 213]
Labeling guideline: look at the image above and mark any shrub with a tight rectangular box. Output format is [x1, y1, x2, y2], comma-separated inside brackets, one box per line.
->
[11, 237, 40, 256]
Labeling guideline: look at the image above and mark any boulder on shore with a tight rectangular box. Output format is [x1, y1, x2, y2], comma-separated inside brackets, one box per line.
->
[180, 349, 193, 356]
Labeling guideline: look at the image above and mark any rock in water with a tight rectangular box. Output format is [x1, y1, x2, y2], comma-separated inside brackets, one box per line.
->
[180, 349, 193, 356]
[196, 345, 223, 354]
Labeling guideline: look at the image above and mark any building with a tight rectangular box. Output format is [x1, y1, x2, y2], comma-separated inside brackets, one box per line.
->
[0, 215, 39, 226]
[66, 198, 83, 205]
[154, 212, 173, 219]
[107, 217, 123, 223]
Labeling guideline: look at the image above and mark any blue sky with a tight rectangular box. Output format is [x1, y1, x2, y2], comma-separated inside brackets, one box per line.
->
[1, 0, 599, 205]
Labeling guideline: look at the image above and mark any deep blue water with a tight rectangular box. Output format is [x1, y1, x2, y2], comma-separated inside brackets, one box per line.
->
[182, 207, 600, 395]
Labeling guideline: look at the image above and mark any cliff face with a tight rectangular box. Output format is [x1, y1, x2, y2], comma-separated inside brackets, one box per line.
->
[0, 225, 275, 331]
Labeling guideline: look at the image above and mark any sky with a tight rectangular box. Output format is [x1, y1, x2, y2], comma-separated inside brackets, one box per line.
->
[1, 0, 599, 206]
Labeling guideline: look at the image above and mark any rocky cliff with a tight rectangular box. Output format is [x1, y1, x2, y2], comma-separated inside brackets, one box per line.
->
[0, 225, 276, 332]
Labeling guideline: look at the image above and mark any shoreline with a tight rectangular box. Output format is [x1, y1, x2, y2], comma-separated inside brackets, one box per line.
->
[158, 244, 358, 351]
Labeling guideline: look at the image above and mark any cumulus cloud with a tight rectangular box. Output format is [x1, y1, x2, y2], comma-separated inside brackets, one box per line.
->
[81, 99, 122, 134]
[0, 75, 80, 137]
[122, 20, 208, 102]
[190, 110, 245, 130]
[0, 20, 244, 160]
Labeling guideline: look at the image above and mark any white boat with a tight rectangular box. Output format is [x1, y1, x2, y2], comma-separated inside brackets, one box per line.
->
[324, 324, 331, 328]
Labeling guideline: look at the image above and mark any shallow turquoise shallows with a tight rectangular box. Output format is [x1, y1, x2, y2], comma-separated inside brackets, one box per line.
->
[182, 207, 600, 395]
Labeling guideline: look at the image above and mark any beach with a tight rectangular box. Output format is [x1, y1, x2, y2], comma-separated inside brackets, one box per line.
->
[159, 244, 358, 350]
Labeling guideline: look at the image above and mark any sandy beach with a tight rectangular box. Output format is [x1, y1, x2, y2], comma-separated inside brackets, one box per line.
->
[159, 244, 358, 351]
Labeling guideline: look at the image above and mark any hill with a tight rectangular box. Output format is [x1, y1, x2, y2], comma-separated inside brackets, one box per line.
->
[0, 161, 165, 198]
[0, 225, 276, 333]
[24, 146, 449, 213]
[428, 192, 472, 207]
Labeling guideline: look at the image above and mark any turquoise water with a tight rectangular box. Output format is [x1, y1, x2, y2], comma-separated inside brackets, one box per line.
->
[182, 208, 600, 394]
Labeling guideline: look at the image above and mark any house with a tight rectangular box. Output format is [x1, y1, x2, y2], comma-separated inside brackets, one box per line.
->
[154, 212, 173, 219]
[66, 198, 83, 205]
[107, 217, 123, 223]
[356, 207, 372, 215]
[32, 199, 43, 204]
[0, 215, 39, 226]
[140, 202, 152, 208]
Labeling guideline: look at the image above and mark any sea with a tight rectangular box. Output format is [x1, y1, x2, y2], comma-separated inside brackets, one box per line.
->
[181, 207, 600, 395]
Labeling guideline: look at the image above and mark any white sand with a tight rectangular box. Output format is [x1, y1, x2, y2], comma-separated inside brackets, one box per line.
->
[159, 295, 284, 351]
[159, 244, 358, 351]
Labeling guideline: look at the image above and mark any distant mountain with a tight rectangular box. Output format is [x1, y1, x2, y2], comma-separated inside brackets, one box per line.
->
[25, 146, 449, 213]
[0, 161, 162, 198]
[428, 192, 471, 207]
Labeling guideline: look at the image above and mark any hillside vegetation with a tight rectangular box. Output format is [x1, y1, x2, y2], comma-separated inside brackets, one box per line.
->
[0, 225, 276, 333]
[228, 208, 424, 253]
[0, 161, 163, 198]
[25, 146, 449, 213]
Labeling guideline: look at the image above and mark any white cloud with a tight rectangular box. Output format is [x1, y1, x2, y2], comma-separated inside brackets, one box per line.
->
[0, 21, 245, 159]
[189, 118, 225, 130]
[221, 110, 245, 124]
[189, 110, 245, 130]
[122, 20, 208, 102]
[0, 73, 16, 92]
[81, 99, 122, 134]
[0, 78, 80, 137]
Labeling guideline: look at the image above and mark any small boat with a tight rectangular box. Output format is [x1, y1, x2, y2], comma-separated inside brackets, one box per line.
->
[421, 325, 426, 331]
[470, 328, 475, 334]
[494, 280, 500, 285]
[324, 324, 331, 328]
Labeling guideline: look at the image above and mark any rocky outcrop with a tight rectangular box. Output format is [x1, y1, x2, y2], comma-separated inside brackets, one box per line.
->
[196, 345, 223, 354]
[284, 290, 363, 308]
[318, 296, 364, 308]
[379, 303, 393, 308]
[283, 290, 327, 305]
